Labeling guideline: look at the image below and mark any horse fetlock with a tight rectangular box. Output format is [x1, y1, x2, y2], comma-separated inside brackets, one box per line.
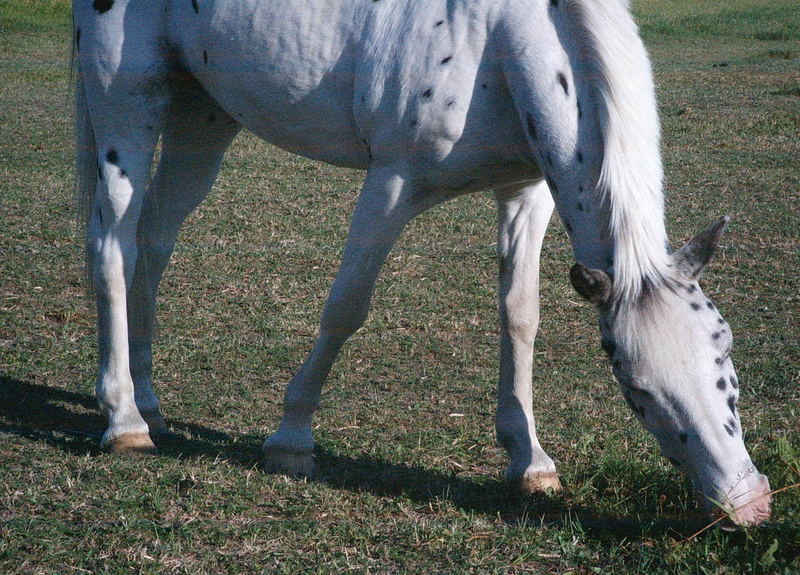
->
[139, 408, 168, 436]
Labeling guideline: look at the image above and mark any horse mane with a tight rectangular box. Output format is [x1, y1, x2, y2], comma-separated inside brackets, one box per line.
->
[564, 0, 673, 303]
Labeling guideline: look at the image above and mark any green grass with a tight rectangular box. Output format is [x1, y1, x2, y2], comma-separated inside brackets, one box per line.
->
[1, 1, 799, 573]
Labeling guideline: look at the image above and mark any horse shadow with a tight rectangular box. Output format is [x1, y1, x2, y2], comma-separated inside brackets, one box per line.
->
[0, 375, 708, 540]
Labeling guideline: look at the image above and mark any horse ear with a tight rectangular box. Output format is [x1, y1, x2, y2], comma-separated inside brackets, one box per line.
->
[672, 216, 730, 280]
[570, 263, 613, 305]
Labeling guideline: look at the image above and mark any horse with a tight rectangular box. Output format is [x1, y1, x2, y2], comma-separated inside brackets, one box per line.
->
[72, 0, 771, 526]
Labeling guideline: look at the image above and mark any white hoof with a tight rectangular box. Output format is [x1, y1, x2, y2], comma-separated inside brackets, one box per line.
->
[262, 446, 315, 478]
[513, 470, 562, 494]
[105, 432, 158, 456]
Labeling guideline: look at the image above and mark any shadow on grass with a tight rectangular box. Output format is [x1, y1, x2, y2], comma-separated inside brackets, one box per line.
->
[1, 376, 709, 540]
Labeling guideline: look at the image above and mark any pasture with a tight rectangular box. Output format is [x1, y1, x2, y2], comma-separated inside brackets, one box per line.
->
[1, 0, 798, 572]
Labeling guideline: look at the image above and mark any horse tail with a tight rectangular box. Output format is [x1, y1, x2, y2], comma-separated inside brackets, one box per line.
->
[563, 0, 669, 301]
[74, 54, 98, 288]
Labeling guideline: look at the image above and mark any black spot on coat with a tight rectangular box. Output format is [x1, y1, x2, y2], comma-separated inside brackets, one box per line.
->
[93, 0, 113, 13]
[422, 88, 433, 99]
[690, 302, 701, 311]
[730, 376, 738, 389]
[440, 55, 452, 65]
[557, 72, 569, 95]
[525, 112, 537, 140]
[716, 377, 727, 390]
[727, 395, 736, 415]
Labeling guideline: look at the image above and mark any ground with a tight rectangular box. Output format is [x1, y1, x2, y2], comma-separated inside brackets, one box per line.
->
[0, 1, 798, 573]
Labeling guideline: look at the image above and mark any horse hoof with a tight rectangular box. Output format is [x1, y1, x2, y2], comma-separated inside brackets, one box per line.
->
[107, 432, 158, 456]
[262, 447, 315, 479]
[140, 409, 168, 437]
[516, 471, 562, 494]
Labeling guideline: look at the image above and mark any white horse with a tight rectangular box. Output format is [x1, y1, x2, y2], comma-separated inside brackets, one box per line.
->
[72, 0, 771, 525]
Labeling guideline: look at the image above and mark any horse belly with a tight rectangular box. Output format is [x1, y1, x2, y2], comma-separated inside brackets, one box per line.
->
[168, 0, 369, 168]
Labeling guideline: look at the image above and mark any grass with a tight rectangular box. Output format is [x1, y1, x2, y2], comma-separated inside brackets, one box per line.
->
[1, 0, 798, 573]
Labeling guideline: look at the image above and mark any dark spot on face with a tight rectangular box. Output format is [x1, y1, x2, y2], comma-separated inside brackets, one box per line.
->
[93, 0, 113, 13]
[576, 150, 583, 163]
[422, 88, 433, 99]
[106, 149, 119, 165]
[690, 302, 701, 311]
[435, 20, 444, 27]
[75, 28, 81, 51]
[526, 112, 537, 140]
[679, 433, 688, 444]
[191, 0, 198, 14]
[715, 357, 723, 365]
[600, 339, 616, 358]
[203, 50, 208, 64]
[712, 332, 721, 341]
[706, 300, 715, 310]
[727, 395, 736, 415]
[445, 99, 455, 108]
[557, 72, 569, 95]
[440, 55, 452, 65]
[716, 377, 727, 391]
[687, 283, 697, 294]
[730, 376, 738, 389]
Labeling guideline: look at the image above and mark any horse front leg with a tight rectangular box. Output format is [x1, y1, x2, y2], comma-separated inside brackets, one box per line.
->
[495, 180, 561, 493]
[263, 166, 418, 477]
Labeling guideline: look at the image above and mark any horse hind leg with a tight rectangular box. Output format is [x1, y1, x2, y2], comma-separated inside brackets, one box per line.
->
[127, 81, 241, 439]
[81, 97, 167, 454]
[495, 180, 560, 493]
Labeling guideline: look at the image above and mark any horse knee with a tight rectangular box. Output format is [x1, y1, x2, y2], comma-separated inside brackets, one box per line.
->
[502, 294, 540, 347]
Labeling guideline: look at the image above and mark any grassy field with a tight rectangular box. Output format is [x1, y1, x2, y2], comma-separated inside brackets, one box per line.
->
[1, 0, 798, 573]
